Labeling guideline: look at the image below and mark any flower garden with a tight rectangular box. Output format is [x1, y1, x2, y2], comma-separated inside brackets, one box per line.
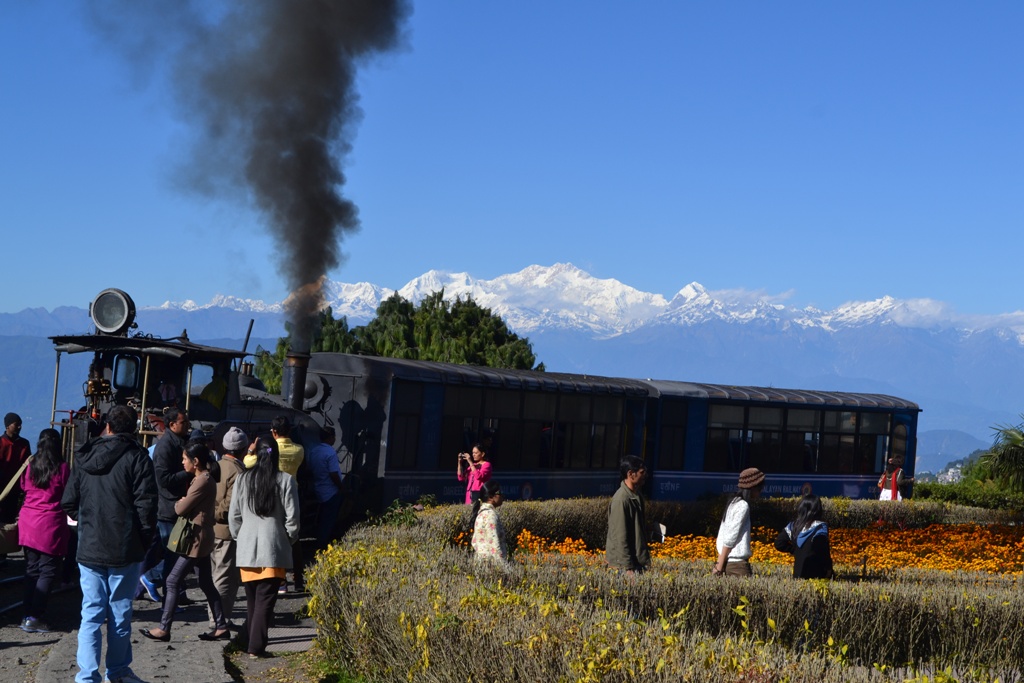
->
[516, 523, 1024, 575]
[307, 497, 1024, 682]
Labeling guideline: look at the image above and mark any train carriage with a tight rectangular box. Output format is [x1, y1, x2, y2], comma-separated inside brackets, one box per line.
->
[304, 353, 920, 507]
[641, 381, 919, 500]
[304, 353, 650, 508]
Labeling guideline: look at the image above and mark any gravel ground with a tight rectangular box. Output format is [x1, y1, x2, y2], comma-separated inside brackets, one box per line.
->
[0, 553, 315, 683]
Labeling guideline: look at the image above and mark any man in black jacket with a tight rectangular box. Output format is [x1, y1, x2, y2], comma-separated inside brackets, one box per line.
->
[62, 404, 157, 683]
[144, 407, 193, 605]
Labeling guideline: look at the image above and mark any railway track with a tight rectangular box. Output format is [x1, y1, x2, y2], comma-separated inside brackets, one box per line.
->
[0, 551, 28, 618]
[0, 550, 79, 623]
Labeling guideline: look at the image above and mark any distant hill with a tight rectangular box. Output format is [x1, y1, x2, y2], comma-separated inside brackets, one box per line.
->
[915, 430, 990, 474]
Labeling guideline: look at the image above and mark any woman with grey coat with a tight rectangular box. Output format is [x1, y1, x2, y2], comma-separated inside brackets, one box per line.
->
[229, 435, 299, 658]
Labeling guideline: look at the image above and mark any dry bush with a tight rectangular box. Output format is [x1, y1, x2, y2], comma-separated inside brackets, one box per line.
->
[307, 502, 1024, 683]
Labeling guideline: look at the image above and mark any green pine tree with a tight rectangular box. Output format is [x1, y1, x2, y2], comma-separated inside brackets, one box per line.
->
[255, 291, 542, 392]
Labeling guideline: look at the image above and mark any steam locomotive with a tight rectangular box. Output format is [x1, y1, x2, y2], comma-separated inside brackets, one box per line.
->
[50, 288, 920, 521]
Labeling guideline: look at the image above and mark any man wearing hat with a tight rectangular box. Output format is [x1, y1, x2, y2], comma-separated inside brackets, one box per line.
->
[713, 467, 765, 577]
[0, 412, 31, 527]
[605, 454, 651, 574]
[208, 426, 248, 627]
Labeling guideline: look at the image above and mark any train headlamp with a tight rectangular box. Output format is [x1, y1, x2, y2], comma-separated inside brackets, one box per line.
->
[90, 288, 137, 336]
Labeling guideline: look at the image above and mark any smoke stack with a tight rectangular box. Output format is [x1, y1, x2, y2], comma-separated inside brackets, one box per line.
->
[284, 351, 311, 411]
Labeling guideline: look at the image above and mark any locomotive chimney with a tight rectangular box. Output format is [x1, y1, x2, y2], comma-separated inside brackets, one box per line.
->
[284, 351, 311, 411]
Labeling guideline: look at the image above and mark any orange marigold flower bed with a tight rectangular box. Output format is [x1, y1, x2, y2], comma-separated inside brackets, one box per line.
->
[511, 524, 1024, 575]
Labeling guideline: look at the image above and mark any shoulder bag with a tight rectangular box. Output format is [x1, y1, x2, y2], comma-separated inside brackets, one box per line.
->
[166, 514, 198, 555]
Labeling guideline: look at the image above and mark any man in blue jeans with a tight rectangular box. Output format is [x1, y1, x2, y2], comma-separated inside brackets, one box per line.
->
[62, 405, 157, 683]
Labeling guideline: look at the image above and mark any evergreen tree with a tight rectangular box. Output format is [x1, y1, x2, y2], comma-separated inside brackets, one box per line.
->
[255, 291, 542, 392]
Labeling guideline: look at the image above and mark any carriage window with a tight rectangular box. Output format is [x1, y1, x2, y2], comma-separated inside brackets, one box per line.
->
[704, 428, 744, 471]
[859, 412, 890, 434]
[394, 382, 423, 413]
[593, 396, 623, 423]
[818, 434, 856, 473]
[786, 409, 818, 430]
[389, 415, 419, 470]
[748, 408, 782, 429]
[521, 421, 554, 468]
[659, 400, 688, 470]
[747, 430, 782, 472]
[709, 405, 744, 427]
[523, 393, 557, 420]
[444, 387, 482, 417]
[485, 390, 521, 419]
[560, 395, 591, 422]
[390, 383, 424, 470]
[492, 419, 524, 470]
[782, 431, 818, 472]
[567, 423, 591, 468]
[892, 424, 908, 466]
[824, 411, 857, 433]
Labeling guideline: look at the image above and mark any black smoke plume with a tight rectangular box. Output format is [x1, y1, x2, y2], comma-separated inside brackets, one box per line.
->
[86, 1, 410, 351]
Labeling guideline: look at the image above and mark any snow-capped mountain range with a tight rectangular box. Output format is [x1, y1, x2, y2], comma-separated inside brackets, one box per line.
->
[154, 262, 1024, 339]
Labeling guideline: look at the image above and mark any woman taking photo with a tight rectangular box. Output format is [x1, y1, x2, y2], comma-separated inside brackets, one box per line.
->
[470, 480, 509, 565]
[456, 443, 491, 504]
[229, 435, 299, 659]
[17, 428, 71, 633]
[141, 440, 229, 642]
[774, 494, 834, 579]
[712, 467, 765, 577]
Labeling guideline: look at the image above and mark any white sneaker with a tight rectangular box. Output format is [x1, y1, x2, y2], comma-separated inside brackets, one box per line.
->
[105, 667, 150, 683]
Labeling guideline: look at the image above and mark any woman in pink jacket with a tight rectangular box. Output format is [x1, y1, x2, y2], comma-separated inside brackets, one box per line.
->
[18, 429, 71, 633]
[456, 443, 492, 504]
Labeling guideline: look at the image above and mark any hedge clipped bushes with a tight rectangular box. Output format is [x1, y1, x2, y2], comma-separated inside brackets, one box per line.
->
[914, 480, 1024, 512]
[306, 500, 1024, 682]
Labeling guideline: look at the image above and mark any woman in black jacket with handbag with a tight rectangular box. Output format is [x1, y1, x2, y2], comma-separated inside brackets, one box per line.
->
[774, 494, 834, 579]
[140, 440, 229, 642]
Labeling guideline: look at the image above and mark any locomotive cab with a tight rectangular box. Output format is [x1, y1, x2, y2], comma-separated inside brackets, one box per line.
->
[48, 288, 313, 460]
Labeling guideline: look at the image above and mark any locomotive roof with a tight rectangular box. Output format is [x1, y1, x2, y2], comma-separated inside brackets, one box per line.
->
[641, 379, 920, 410]
[50, 333, 247, 361]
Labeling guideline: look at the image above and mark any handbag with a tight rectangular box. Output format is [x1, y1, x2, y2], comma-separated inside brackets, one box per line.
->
[0, 455, 33, 555]
[166, 515, 198, 555]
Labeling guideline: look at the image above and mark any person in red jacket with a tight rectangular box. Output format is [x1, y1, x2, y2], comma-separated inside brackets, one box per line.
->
[0, 412, 32, 526]
[878, 457, 913, 501]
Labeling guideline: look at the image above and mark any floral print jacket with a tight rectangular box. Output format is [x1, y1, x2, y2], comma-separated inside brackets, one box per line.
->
[471, 502, 509, 564]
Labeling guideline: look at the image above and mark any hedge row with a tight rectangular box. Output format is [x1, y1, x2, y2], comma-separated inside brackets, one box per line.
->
[306, 499, 1024, 682]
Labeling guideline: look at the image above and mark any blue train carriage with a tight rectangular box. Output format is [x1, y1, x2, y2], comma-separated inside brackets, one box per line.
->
[303, 352, 650, 509]
[641, 380, 920, 501]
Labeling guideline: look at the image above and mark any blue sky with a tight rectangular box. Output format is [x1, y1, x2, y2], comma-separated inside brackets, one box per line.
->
[2, 2, 1022, 315]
